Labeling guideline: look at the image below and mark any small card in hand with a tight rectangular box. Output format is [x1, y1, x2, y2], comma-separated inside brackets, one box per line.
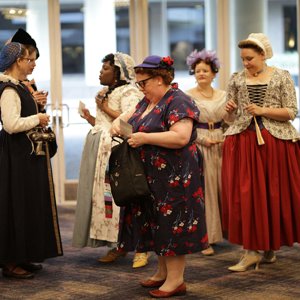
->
[78, 101, 86, 116]
[119, 119, 133, 138]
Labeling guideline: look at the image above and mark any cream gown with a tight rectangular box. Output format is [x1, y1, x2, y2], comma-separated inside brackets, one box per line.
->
[187, 89, 226, 244]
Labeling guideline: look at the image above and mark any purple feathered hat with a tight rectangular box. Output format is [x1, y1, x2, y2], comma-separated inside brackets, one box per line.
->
[186, 49, 220, 75]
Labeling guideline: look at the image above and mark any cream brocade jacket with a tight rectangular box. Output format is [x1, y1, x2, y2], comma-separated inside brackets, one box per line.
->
[224, 67, 300, 141]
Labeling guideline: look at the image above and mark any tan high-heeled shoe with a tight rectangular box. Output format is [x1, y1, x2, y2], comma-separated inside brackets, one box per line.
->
[228, 252, 262, 272]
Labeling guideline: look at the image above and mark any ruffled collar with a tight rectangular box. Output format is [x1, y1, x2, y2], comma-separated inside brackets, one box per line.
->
[0, 73, 20, 85]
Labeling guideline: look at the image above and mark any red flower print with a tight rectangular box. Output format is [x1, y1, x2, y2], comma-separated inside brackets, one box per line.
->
[169, 180, 179, 187]
[186, 108, 196, 118]
[166, 95, 174, 104]
[154, 157, 167, 170]
[193, 187, 204, 199]
[201, 234, 209, 244]
[165, 249, 176, 256]
[172, 227, 183, 234]
[188, 225, 197, 233]
[183, 179, 191, 187]
[160, 203, 172, 216]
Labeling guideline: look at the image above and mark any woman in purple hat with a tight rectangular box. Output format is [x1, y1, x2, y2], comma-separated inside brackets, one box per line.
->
[111, 55, 208, 298]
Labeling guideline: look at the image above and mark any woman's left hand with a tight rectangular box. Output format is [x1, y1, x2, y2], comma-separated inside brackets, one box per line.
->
[245, 103, 264, 116]
[96, 98, 108, 112]
[127, 132, 146, 148]
[33, 90, 48, 107]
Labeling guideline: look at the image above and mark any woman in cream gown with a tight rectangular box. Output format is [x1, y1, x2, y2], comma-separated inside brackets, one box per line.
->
[186, 49, 227, 256]
[72, 53, 148, 268]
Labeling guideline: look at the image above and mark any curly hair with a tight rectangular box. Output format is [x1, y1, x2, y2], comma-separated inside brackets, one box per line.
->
[134, 67, 174, 85]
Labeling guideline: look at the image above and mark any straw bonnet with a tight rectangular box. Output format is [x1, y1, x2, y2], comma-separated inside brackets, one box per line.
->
[238, 33, 273, 59]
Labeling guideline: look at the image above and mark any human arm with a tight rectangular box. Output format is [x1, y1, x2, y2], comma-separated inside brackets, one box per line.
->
[80, 108, 95, 126]
[96, 97, 121, 120]
[127, 118, 193, 149]
[0, 88, 49, 134]
[245, 104, 291, 121]
[32, 90, 48, 111]
[110, 108, 136, 136]
[196, 135, 223, 147]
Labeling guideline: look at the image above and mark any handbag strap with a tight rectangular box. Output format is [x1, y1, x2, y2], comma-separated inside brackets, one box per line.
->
[112, 135, 126, 144]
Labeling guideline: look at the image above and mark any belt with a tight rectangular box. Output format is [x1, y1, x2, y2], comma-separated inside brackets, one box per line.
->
[197, 121, 222, 130]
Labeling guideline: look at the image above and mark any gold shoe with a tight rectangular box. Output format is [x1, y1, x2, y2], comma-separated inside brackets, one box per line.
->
[201, 246, 214, 256]
[228, 252, 262, 272]
[132, 252, 149, 268]
[262, 250, 276, 263]
[98, 248, 127, 263]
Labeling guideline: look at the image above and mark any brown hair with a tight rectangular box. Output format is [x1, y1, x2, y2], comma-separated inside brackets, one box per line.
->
[134, 67, 174, 85]
[20, 44, 38, 59]
[238, 43, 264, 55]
[191, 59, 219, 74]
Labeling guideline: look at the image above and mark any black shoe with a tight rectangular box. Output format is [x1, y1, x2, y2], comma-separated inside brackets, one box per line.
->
[19, 263, 43, 272]
[2, 267, 34, 279]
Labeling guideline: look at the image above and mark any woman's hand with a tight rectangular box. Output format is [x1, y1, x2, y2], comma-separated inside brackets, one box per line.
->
[81, 108, 91, 120]
[245, 103, 264, 116]
[225, 99, 238, 113]
[110, 118, 121, 136]
[95, 88, 109, 111]
[33, 90, 48, 108]
[96, 98, 109, 112]
[38, 113, 50, 127]
[203, 137, 223, 147]
[127, 132, 147, 148]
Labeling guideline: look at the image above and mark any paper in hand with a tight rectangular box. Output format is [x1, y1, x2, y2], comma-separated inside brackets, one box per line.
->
[119, 119, 133, 138]
[78, 101, 86, 116]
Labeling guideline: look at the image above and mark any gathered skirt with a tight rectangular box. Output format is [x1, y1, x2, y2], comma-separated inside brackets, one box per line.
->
[222, 128, 300, 250]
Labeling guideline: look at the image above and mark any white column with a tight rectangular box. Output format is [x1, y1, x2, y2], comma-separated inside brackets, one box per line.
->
[84, 0, 116, 86]
[216, 0, 231, 90]
[231, 0, 267, 71]
[205, 0, 217, 51]
[129, 0, 149, 64]
[149, 1, 168, 56]
[26, 0, 50, 82]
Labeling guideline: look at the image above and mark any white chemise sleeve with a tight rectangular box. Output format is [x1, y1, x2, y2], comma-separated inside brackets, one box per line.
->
[0, 87, 40, 134]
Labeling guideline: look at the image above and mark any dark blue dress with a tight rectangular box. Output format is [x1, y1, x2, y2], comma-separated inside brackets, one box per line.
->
[118, 88, 208, 256]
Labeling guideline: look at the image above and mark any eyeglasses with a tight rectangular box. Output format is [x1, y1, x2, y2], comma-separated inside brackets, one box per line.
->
[135, 76, 154, 89]
[21, 57, 36, 64]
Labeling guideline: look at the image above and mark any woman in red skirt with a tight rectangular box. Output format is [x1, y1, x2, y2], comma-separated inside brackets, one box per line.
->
[222, 33, 300, 272]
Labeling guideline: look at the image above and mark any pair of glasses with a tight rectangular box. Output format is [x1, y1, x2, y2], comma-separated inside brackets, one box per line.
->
[21, 57, 36, 64]
[135, 76, 154, 89]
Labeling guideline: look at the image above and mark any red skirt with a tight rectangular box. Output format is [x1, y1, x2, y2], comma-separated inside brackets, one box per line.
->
[222, 128, 300, 250]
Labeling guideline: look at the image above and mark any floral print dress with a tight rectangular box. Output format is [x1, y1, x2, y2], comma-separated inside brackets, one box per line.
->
[118, 88, 208, 256]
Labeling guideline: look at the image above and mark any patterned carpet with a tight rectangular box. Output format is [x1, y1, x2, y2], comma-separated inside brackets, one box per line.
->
[1, 205, 300, 300]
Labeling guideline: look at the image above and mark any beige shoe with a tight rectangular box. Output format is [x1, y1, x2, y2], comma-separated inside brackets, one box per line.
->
[201, 246, 214, 256]
[98, 248, 127, 263]
[262, 250, 276, 263]
[228, 252, 262, 272]
[132, 252, 149, 268]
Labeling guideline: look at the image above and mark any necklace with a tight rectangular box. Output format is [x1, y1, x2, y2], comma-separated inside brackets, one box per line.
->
[252, 65, 267, 77]
[197, 86, 214, 98]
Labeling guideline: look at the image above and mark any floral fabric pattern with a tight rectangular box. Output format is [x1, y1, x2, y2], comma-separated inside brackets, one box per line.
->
[225, 68, 300, 141]
[118, 88, 208, 256]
